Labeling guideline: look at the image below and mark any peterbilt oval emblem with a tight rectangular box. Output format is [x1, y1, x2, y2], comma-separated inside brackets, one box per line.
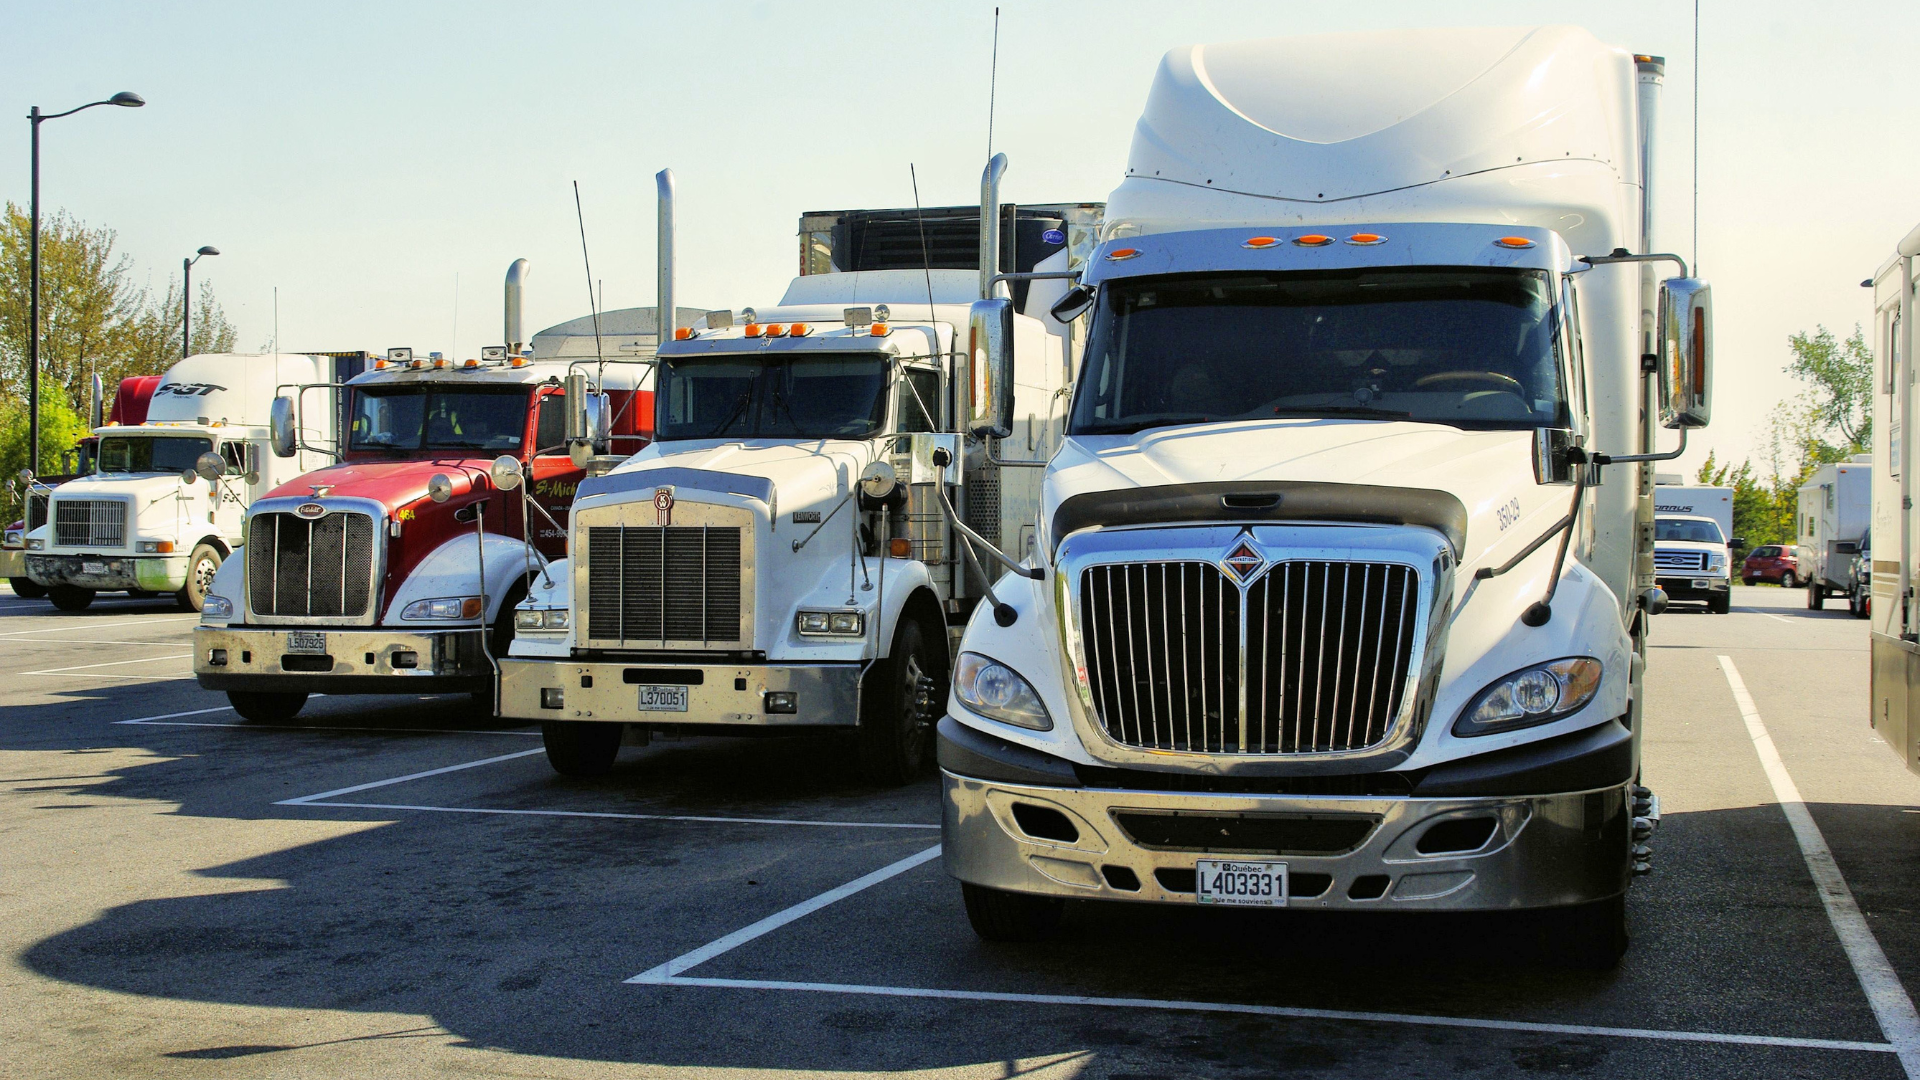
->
[653, 488, 674, 526]
[295, 502, 326, 519]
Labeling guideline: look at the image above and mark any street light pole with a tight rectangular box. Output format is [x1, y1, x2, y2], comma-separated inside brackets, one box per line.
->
[182, 246, 218, 358]
[25, 92, 144, 476]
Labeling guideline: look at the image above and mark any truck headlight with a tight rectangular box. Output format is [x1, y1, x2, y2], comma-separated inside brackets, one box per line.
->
[26, 538, 43, 550]
[4, 530, 21, 546]
[200, 595, 233, 620]
[953, 651, 1052, 731]
[514, 608, 568, 630]
[797, 611, 864, 636]
[1454, 657, 1601, 737]
[402, 596, 484, 620]
[1706, 552, 1725, 571]
[136, 540, 176, 554]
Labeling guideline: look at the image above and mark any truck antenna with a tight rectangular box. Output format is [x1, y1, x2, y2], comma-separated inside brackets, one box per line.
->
[986, 6, 999, 162]
[910, 164, 937, 323]
[450, 272, 459, 362]
[572, 180, 606, 370]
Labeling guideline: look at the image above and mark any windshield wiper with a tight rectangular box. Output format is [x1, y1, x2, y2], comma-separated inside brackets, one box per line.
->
[1262, 406, 1414, 420]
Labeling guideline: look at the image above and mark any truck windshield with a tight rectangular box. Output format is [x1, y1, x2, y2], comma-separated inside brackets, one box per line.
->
[655, 353, 890, 440]
[96, 435, 214, 474]
[1071, 268, 1568, 435]
[349, 387, 531, 452]
[1655, 519, 1725, 544]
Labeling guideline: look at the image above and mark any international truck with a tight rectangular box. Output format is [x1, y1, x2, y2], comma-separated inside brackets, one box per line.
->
[497, 169, 1103, 783]
[1797, 456, 1870, 609]
[193, 261, 655, 722]
[21, 354, 357, 611]
[1868, 225, 1920, 771]
[935, 26, 1714, 968]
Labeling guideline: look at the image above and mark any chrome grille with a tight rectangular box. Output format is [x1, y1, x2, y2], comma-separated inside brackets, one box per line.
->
[247, 511, 376, 618]
[586, 526, 742, 644]
[1653, 549, 1706, 572]
[1080, 560, 1418, 755]
[53, 499, 127, 548]
[26, 491, 49, 532]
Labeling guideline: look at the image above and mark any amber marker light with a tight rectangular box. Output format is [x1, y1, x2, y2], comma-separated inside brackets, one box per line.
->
[888, 537, 912, 558]
[1346, 233, 1386, 245]
[1242, 236, 1280, 249]
[674, 327, 694, 340]
[743, 323, 764, 337]
[788, 323, 811, 337]
[1494, 236, 1536, 249]
[509, 356, 529, 367]
[869, 322, 891, 337]
[1293, 234, 1335, 247]
[373, 359, 389, 370]
[1105, 247, 1141, 261]
[463, 359, 479, 368]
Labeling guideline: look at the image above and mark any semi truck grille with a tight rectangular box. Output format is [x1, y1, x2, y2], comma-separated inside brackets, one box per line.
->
[586, 526, 742, 644]
[1079, 561, 1419, 755]
[1653, 550, 1707, 572]
[247, 511, 377, 618]
[27, 492, 49, 532]
[53, 499, 128, 548]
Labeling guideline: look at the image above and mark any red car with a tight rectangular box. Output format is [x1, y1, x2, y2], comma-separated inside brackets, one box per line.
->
[1741, 544, 1801, 586]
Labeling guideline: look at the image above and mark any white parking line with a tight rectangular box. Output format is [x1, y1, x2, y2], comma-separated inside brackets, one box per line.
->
[626, 838, 1898, 1057]
[23, 653, 192, 677]
[0, 616, 198, 637]
[309, 800, 939, 830]
[276, 749, 549, 805]
[1718, 655, 1920, 1076]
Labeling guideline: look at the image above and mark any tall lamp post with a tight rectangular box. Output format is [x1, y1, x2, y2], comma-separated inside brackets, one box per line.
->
[182, 246, 219, 358]
[27, 91, 144, 476]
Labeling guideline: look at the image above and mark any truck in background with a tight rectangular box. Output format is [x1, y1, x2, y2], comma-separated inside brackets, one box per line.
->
[498, 170, 1102, 783]
[936, 26, 1714, 968]
[20, 354, 357, 611]
[1652, 481, 1731, 537]
[1797, 456, 1870, 610]
[1869, 223, 1920, 773]
[193, 261, 660, 722]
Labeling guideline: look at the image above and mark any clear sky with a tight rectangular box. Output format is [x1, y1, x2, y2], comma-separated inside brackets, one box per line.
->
[4, 1, 1909, 477]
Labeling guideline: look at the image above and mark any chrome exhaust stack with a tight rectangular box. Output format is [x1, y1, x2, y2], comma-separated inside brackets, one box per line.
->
[503, 258, 530, 355]
[657, 168, 676, 349]
[979, 153, 1006, 300]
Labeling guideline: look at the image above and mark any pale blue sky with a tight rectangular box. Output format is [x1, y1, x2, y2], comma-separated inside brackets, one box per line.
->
[4, 1, 1909, 476]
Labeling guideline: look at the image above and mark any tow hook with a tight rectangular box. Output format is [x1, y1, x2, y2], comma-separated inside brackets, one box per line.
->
[1630, 784, 1660, 876]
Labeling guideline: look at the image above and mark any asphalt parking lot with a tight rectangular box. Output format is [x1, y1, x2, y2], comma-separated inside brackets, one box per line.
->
[3, 583, 1917, 1078]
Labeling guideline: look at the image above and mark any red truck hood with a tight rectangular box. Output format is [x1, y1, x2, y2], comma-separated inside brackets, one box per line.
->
[267, 456, 496, 511]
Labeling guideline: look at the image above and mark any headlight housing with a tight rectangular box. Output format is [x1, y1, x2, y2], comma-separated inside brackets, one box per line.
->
[200, 595, 233, 620]
[513, 608, 568, 630]
[402, 596, 483, 621]
[1706, 552, 1725, 571]
[796, 610, 864, 636]
[136, 540, 177, 554]
[1453, 657, 1601, 737]
[953, 651, 1052, 731]
[26, 538, 43, 551]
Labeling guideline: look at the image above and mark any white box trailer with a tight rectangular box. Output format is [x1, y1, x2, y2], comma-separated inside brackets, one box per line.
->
[1799, 457, 1870, 604]
[1653, 484, 1732, 538]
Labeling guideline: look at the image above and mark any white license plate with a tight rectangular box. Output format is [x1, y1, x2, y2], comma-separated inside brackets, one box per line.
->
[635, 684, 689, 712]
[1195, 859, 1288, 907]
[1691, 578, 1712, 590]
[284, 631, 327, 653]
[81, 561, 107, 575]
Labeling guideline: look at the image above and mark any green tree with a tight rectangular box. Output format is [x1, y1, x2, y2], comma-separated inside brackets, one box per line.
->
[1696, 450, 1792, 548]
[0, 377, 90, 524]
[1784, 323, 1872, 453]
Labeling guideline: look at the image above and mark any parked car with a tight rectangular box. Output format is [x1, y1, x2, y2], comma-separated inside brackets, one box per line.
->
[1849, 535, 1872, 618]
[1742, 544, 1800, 587]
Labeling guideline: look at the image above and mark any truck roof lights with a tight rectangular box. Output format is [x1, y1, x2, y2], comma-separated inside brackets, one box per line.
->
[462, 359, 480, 369]
[744, 323, 765, 337]
[1241, 236, 1280, 249]
[869, 322, 891, 337]
[843, 307, 871, 326]
[674, 327, 695, 340]
[788, 322, 811, 337]
[373, 359, 389, 370]
[1346, 233, 1386, 245]
[508, 355, 529, 367]
[764, 323, 788, 337]
[873, 303, 890, 323]
[1292, 235, 1335, 247]
[481, 346, 508, 361]
[1105, 247, 1141, 261]
[1494, 236, 1536, 248]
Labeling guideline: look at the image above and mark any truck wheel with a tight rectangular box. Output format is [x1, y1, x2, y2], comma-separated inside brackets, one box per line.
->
[1549, 894, 1628, 970]
[961, 882, 1065, 942]
[48, 586, 94, 612]
[9, 577, 46, 599]
[227, 690, 308, 722]
[857, 619, 941, 785]
[1709, 591, 1730, 614]
[1781, 571, 1797, 588]
[541, 721, 622, 777]
[176, 543, 223, 612]
[1808, 584, 1824, 610]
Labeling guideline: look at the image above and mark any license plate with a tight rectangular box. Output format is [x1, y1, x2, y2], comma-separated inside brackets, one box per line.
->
[1691, 578, 1712, 590]
[1195, 859, 1288, 907]
[635, 684, 689, 712]
[81, 561, 107, 575]
[284, 631, 327, 653]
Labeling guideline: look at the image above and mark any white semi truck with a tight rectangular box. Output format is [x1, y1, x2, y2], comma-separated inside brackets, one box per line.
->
[22, 353, 354, 611]
[1868, 226, 1920, 771]
[1797, 457, 1870, 610]
[936, 26, 1713, 968]
[497, 172, 1103, 783]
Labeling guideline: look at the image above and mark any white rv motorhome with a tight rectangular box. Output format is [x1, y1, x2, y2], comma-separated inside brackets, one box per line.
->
[1869, 225, 1920, 772]
[1797, 456, 1870, 608]
[935, 26, 1713, 968]
[22, 353, 351, 611]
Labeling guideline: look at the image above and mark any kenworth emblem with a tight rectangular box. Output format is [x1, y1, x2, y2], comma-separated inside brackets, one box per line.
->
[653, 488, 674, 526]
[1221, 536, 1265, 581]
[295, 502, 326, 519]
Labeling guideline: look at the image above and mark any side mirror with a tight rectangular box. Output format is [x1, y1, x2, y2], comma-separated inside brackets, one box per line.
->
[194, 452, 225, 483]
[1048, 284, 1095, 323]
[1532, 428, 1577, 485]
[489, 455, 524, 491]
[859, 459, 897, 501]
[180, 468, 198, 485]
[564, 372, 610, 452]
[967, 297, 1015, 439]
[1730, 537, 1746, 549]
[269, 396, 298, 458]
[1657, 278, 1712, 429]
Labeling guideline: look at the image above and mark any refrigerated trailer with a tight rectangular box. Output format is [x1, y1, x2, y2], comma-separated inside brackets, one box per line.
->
[1798, 457, 1870, 608]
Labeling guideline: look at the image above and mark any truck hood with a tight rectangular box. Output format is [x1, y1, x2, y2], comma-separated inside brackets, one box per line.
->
[602, 439, 880, 516]
[266, 457, 497, 513]
[50, 471, 196, 515]
[1047, 420, 1569, 575]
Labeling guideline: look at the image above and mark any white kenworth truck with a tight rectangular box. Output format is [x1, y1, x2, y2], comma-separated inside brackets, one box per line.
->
[22, 352, 356, 611]
[936, 26, 1715, 968]
[498, 180, 1103, 783]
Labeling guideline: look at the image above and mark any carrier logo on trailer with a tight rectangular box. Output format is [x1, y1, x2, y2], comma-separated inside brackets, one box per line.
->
[154, 382, 228, 397]
[295, 502, 326, 519]
[654, 488, 674, 526]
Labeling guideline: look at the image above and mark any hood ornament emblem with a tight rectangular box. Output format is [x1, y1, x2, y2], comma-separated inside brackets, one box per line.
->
[307, 484, 333, 497]
[653, 487, 674, 526]
[1222, 537, 1265, 582]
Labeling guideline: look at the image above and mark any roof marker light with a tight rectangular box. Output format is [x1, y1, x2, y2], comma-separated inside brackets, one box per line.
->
[463, 359, 480, 369]
[1495, 236, 1536, 249]
[1242, 236, 1280, 249]
[1293, 234, 1335, 247]
[1346, 233, 1386, 245]
[869, 323, 891, 337]
[743, 323, 764, 337]
[764, 323, 787, 337]
[788, 322, 811, 337]
[373, 359, 389, 370]
[674, 327, 694, 340]
[1105, 247, 1141, 261]
[509, 356, 529, 367]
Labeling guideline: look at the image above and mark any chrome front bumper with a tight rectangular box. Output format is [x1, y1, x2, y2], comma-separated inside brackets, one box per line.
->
[942, 772, 1630, 911]
[26, 553, 187, 592]
[497, 656, 861, 727]
[194, 625, 489, 693]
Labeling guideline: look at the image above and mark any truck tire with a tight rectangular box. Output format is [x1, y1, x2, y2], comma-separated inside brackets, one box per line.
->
[1709, 591, 1730, 614]
[857, 619, 940, 785]
[1808, 583, 1825, 610]
[1549, 894, 1628, 970]
[9, 577, 46, 599]
[176, 543, 223, 612]
[227, 690, 308, 722]
[961, 881, 1066, 942]
[541, 721, 622, 777]
[48, 586, 94, 611]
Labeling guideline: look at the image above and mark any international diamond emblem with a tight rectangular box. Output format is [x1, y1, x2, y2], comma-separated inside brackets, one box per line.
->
[1222, 538, 1265, 581]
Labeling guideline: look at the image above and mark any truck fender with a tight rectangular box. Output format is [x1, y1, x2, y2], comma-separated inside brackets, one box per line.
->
[201, 550, 246, 624]
[869, 558, 937, 654]
[385, 532, 547, 625]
